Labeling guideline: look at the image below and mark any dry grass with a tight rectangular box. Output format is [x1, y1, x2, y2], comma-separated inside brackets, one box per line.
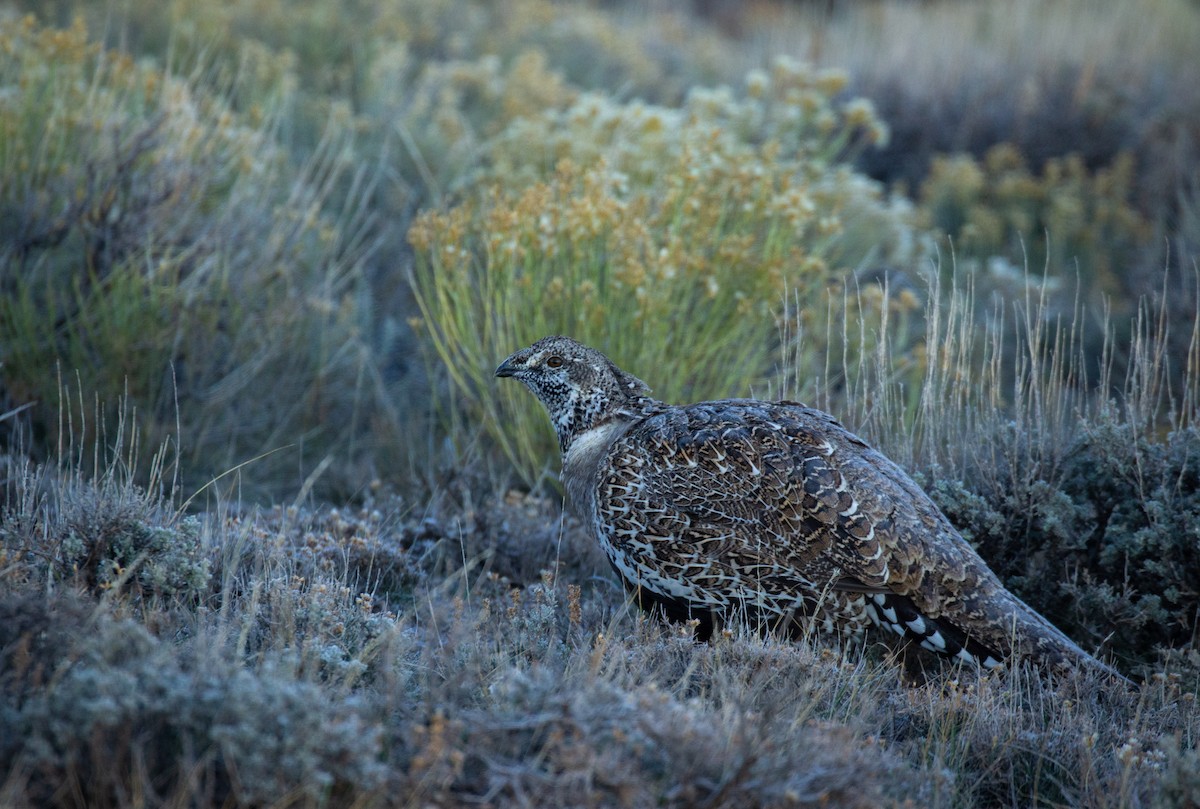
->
[2, 474, 1197, 807]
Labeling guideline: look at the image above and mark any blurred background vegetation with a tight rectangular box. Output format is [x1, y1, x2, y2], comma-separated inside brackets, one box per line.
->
[1, 0, 1195, 500]
[3, 1, 1200, 805]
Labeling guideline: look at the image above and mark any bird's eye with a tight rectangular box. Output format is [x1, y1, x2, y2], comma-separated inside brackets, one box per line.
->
[545, 355, 564, 368]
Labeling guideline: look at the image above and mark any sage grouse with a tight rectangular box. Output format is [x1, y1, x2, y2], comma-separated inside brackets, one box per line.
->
[496, 335, 1120, 678]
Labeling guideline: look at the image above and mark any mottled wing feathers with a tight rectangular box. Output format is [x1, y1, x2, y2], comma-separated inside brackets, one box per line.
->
[606, 401, 916, 587]
[596, 399, 1087, 669]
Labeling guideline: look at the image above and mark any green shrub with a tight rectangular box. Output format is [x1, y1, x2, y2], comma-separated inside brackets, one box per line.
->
[814, 0, 1200, 248]
[1158, 733, 1200, 809]
[771, 230, 1200, 676]
[22, 0, 728, 107]
[14, 0, 736, 220]
[0, 16, 382, 498]
[928, 420, 1200, 671]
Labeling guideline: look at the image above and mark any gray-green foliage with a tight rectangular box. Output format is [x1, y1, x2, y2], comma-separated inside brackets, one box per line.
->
[0, 17, 381, 499]
[0, 595, 386, 806]
[1157, 736, 1200, 809]
[1, 462, 209, 601]
[927, 420, 1200, 670]
[1, 2, 1199, 807]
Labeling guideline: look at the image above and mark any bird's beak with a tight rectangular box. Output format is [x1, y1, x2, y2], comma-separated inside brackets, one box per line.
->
[495, 356, 518, 378]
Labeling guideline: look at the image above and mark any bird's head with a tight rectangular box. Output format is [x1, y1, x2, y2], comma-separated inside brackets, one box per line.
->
[495, 335, 650, 453]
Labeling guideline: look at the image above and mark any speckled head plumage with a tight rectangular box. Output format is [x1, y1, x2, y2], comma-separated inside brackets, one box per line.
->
[495, 336, 651, 452]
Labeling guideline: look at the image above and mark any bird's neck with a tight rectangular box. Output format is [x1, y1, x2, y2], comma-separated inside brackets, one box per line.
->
[560, 417, 634, 518]
[554, 389, 658, 455]
[552, 387, 609, 454]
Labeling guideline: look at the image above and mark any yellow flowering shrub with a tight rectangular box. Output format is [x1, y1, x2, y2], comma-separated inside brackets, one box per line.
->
[411, 64, 925, 482]
[484, 58, 915, 270]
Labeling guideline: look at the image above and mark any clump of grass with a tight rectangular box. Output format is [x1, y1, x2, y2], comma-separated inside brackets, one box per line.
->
[0, 470, 208, 602]
[0, 391, 209, 606]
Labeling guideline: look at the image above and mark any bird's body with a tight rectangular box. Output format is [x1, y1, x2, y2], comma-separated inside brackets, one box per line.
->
[496, 335, 1120, 678]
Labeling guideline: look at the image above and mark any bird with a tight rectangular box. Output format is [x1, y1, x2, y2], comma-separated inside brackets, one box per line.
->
[495, 335, 1123, 679]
